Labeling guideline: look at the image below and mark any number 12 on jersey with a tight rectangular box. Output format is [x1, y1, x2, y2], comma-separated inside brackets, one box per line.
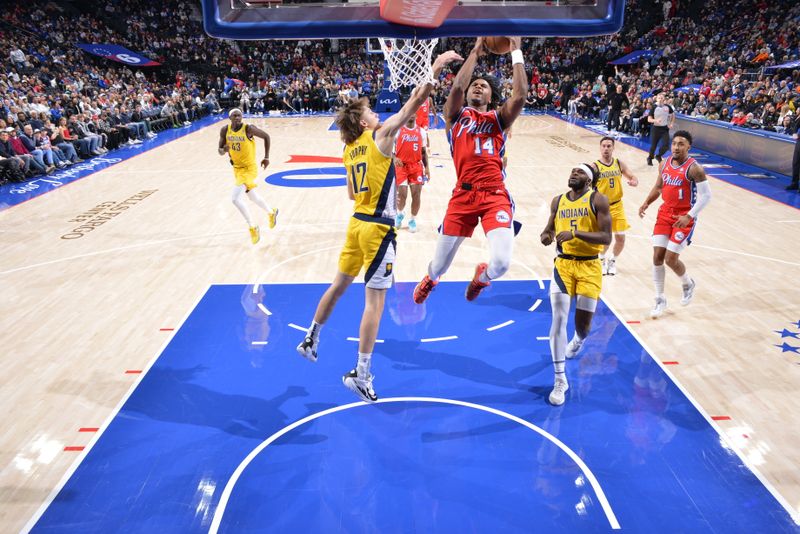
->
[349, 162, 368, 194]
[474, 138, 495, 156]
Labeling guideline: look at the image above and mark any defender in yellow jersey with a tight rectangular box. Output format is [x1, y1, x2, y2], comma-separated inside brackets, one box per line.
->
[217, 108, 278, 245]
[593, 136, 639, 275]
[540, 164, 611, 406]
[295, 50, 463, 403]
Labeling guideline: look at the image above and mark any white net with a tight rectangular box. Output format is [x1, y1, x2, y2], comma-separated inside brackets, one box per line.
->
[377, 38, 439, 91]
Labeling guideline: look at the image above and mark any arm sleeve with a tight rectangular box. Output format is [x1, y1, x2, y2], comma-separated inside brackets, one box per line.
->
[687, 180, 711, 219]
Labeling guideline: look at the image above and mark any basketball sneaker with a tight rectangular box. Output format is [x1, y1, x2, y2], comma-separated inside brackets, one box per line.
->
[268, 208, 279, 229]
[395, 212, 405, 228]
[408, 219, 418, 233]
[680, 278, 696, 306]
[606, 258, 617, 276]
[413, 275, 437, 304]
[549, 377, 569, 406]
[296, 336, 318, 362]
[650, 296, 667, 319]
[343, 369, 377, 403]
[565, 337, 585, 359]
[249, 226, 260, 244]
[465, 263, 490, 301]
[601, 257, 607, 275]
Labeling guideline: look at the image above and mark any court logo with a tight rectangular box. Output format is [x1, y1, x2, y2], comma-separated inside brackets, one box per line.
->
[61, 190, 157, 239]
[496, 210, 510, 223]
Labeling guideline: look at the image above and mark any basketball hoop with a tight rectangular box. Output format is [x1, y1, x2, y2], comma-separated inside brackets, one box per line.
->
[378, 38, 439, 91]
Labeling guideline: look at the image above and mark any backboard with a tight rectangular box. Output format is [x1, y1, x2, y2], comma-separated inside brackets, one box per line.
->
[201, 0, 626, 40]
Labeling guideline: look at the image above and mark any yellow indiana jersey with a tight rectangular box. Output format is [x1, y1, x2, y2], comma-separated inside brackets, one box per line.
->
[594, 158, 623, 203]
[343, 129, 396, 222]
[227, 123, 256, 168]
[555, 190, 603, 257]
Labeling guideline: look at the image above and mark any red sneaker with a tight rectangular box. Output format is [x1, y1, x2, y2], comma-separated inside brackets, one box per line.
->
[465, 263, 490, 301]
[413, 275, 437, 304]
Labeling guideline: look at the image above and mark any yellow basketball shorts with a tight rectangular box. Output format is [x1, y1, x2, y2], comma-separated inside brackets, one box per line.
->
[338, 217, 397, 289]
[551, 257, 602, 300]
[233, 165, 258, 190]
[609, 200, 630, 233]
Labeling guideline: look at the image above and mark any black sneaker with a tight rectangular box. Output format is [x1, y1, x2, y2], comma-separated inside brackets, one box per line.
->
[786, 183, 799, 191]
[647, 158, 653, 166]
[296, 336, 318, 362]
[342, 369, 377, 403]
[655, 155, 663, 163]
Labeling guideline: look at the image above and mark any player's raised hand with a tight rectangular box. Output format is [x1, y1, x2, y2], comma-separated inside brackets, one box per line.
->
[473, 37, 488, 57]
[508, 36, 522, 52]
[433, 50, 464, 73]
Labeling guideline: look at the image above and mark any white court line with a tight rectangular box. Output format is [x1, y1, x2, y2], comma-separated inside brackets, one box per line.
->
[708, 173, 739, 176]
[346, 337, 384, 343]
[529, 298, 543, 312]
[208, 397, 621, 533]
[602, 298, 800, 525]
[21, 286, 210, 534]
[777, 220, 800, 224]
[486, 320, 514, 331]
[536, 336, 550, 341]
[420, 335, 458, 343]
[625, 234, 800, 267]
[250, 341, 268, 346]
[287, 323, 307, 332]
[257, 303, 272, 316]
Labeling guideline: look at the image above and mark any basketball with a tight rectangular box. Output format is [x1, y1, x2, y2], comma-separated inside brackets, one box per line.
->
[484, 36, 512, 54]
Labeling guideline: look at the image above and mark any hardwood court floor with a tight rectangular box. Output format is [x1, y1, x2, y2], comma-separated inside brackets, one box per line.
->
[1, 114, 798, 530]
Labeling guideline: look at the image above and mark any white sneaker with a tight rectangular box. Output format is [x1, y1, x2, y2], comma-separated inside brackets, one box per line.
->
[343, 369, 377, 403]
[549, 378, 569, 406]
[408, 219, 418, 233]
[395, 212, 404, 228]
[296, 336, 318, 362]
[565, 337, 585, 359]
[601, 258, 607, 275]
[650, 297, 667, 319]
[681, 278, 696, 306]
[606, 259, 617, 276]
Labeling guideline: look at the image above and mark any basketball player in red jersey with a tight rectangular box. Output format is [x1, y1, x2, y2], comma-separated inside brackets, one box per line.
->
[413, 36, 528, 303]
[415, 96, 433, 146]
[394, 116, 429, 233]
[638, 131, 711, 318]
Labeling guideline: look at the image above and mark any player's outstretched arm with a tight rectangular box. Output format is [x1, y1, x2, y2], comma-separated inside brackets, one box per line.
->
[443, 38, 485, 127]
[377, 50, 462, 154]
[540, 195, 560, 246]
[618, 159, 639, 186]
[247, 124, 271, 168]
[498, 37, 528, 130]
[218, 126, 228, 155]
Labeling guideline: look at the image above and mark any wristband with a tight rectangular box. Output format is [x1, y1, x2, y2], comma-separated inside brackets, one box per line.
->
[511, 49, 524, 66]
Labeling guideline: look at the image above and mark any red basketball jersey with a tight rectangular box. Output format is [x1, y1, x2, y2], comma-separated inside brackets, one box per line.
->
[660, 156, 696, 211]
[449, 107, 506, 186]
[394, 125, 424, 165]
[416, 99, 430, 128]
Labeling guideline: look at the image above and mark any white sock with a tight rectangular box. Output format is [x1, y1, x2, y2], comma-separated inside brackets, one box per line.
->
[599, 252, 606, 260]
[653, 264, 666, 298]
[232, 186, 254, 226]
[680, 272, 692, 285]
[246, 189, 273, 215]
[549, 293, 570, 381]
[607, 253, 615, 262]
[569, 332, 585, 346]
[307, 321, 322, 341]
[357, 352, 372, 377]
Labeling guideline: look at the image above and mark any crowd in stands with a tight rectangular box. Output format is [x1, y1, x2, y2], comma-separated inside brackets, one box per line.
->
[2, 0, 799, 185]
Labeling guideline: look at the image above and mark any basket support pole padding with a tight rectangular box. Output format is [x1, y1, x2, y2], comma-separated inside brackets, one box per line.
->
[379, 0, 458, 29]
